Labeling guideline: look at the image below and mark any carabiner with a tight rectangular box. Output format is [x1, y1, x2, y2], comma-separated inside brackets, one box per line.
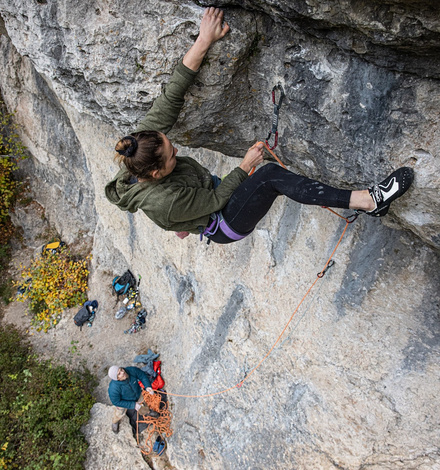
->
[347, 212, 359, 224]
[265, 83, 285, 150]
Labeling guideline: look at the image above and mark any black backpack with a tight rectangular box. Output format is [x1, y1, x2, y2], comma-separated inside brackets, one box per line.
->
[112, 270, 137, 300]
[74, 300, 98, 330]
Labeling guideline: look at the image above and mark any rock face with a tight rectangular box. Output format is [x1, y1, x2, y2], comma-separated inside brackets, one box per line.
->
[82, 404, 148, 470]
[1, 1, 439, 469]
[1, 0, 439, 248]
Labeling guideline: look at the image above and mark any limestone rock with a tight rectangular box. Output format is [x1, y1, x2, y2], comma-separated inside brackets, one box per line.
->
[0, 1, 440, 470]
[0, 0, 439, 248]
[82, 403, 148, 470]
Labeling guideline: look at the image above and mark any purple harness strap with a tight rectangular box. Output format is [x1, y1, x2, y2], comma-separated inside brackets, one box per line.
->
[202, 212, 250, 242]
[218, 215, 248, 241]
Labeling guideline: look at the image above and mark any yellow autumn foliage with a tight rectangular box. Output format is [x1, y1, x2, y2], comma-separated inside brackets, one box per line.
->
[15, 247, 90, 332]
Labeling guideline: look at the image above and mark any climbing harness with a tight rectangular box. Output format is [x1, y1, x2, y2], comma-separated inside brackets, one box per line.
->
[200, 211, 252, 244]
[136, 381, 173, 455]
[199, 174, 253, 244]
[265, 83, 285, 150]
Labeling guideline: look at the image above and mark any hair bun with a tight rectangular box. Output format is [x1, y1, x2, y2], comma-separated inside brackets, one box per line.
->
[116, 135, 138, 158]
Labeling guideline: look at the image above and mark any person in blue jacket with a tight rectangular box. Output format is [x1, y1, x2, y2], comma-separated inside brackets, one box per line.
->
[108, 365, 154, 434]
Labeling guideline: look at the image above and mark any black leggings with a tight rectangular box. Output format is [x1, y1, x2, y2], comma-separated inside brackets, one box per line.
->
[210, 163, 352, 244]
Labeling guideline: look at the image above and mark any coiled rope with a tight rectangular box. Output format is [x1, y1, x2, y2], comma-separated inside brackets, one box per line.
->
[136, 389, 173, 455]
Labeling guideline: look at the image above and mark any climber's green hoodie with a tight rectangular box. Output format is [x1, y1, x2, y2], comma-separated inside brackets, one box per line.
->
[105, 60, 248, 234]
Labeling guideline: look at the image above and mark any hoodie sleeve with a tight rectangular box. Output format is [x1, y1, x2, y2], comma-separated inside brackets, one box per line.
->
[134, 60, 198, 135]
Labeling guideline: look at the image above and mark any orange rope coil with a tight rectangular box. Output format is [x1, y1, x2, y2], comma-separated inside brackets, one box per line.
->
[136, 390, 173, 455]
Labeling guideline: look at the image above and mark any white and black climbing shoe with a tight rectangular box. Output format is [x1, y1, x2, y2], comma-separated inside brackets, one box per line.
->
[367, 167, 414, 217]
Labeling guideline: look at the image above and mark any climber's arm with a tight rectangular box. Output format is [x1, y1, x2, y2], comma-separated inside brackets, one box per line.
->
[134, 8, 229, 135]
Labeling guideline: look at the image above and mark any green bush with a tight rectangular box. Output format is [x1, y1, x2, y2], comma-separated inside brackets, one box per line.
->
[0, 324, 96, 469]
[0, 101, 28, 306]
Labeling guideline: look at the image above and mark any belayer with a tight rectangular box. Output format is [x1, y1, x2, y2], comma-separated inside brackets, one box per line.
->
[107, 366, 156, 434]
[105, 8, 413, 244]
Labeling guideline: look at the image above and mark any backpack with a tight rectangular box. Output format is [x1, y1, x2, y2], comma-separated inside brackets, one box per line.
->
[74, 300, 98, 330]
[42, 240, 66, 255]
[112, 270, 137, 300]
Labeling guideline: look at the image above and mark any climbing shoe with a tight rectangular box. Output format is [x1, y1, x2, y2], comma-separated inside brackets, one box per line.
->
[366, 167, 414, 217]
[112, 422, 120, 434]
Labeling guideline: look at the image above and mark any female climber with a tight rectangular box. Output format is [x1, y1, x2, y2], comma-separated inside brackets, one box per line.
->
[105, 7, 413, 244]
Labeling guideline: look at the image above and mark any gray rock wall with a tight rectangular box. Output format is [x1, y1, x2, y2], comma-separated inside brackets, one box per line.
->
[1, 0, 439, 249]
[1, 1, 439, 469]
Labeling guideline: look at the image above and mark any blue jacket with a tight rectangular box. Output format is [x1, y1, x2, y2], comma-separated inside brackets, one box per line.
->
[108, 366, 152, 409]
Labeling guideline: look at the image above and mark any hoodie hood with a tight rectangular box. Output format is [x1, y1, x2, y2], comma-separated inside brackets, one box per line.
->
[105, 167, 158, 213]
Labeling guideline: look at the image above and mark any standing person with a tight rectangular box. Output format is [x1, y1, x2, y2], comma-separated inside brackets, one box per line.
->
[108, 366, 155, 434]
[105, 7, 413, 244]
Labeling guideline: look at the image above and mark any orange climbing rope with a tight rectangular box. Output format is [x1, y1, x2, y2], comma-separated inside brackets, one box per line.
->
[136, 387, 173, 455]
[249, 140, 287, 174]
[144, 144, 358, 402]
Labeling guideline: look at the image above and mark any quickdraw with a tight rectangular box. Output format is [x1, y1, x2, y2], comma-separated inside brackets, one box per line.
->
[317, 259, 335, 278]
[265, 83, 285, 150]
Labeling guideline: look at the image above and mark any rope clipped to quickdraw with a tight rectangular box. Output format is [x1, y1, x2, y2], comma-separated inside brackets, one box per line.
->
[249, 140, 287, 175]
[266, 83, 285, 150]
[136, 383, 173, 455]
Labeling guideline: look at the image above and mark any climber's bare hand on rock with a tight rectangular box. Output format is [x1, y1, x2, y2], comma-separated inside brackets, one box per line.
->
[198, 8, 230, 47]
[183, 8, 229, 71]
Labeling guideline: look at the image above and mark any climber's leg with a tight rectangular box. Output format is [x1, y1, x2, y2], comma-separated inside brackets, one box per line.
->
[224, 163, 351, 233]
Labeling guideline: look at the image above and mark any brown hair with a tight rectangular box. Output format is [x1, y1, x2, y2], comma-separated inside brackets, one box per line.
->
[114, 131, 164, 180]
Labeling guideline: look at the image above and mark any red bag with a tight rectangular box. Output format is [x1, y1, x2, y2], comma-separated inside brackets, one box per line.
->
[151, 361, 165, 390]
[151, 375, 165, 390]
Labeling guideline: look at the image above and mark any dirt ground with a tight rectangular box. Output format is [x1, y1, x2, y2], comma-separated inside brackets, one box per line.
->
[1, 202, 175, 470]
[2, 242, 152, 405]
